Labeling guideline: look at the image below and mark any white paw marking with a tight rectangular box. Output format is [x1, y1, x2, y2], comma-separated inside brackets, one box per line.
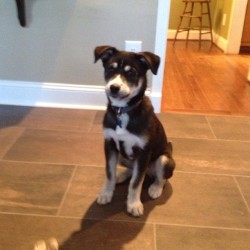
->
[127, 200, 144, 217]
[97, 190, 113, 205]
[148, 183, 163, 199]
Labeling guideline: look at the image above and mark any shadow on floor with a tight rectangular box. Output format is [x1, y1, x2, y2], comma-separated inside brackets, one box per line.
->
[0, 105, 33, 128]
[58, 178, 173, 250]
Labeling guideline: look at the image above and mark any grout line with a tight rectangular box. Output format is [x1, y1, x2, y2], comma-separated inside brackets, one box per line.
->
[164, 110, 250, 118]
[175, 170, 250, 178]
[0, 159, 104, 168]
[56, 165, 78, 216]
[153, 223, 157, 250]
[1, 159, 249, 178]
[233, 176, 250, 214]
[150, 222, 250, 232]
[14, 127, 93, 134]
[0, 159, 76, 167]
[0, 128, 25, 159]
[87, 110, 98, 133]
[0, 202, 58, 210]
[1, 211, 250, 233]
[205, 116, 217, 139]
[170, 135, 250, 143]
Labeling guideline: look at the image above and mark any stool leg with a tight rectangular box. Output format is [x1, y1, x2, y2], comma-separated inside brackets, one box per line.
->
[173, 2, 188, 45]
[186, 2, 194, 44]
[207, 2, 213, 43]
[198, 3, 203, 48]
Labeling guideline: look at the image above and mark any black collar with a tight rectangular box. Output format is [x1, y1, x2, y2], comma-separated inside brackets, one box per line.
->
[111, 100, 142, 116]
[111, 100, 142, 128]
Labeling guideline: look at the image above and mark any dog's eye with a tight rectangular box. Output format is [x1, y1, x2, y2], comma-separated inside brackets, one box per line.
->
[126, 68, 137, 77]
[106, 67, 115, 74]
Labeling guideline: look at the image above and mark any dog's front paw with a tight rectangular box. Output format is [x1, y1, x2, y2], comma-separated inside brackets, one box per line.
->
[97, 190, 113, 205]
[148, 183, 163, 199]
[127, 200, 144, 217]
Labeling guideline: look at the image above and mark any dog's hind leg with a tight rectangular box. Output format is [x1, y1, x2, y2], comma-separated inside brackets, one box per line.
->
[116, 156, 133, 183]
[97, 139, 118, 205]
[116, 168, 132, 184]
[148, 154, 175, 199]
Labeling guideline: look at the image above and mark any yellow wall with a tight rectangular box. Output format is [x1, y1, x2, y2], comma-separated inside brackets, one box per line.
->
[168, 0, 233, 39]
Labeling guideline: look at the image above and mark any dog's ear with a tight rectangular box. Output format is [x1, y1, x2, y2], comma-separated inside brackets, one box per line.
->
[137, 52, 160, 75]
[94, 46, 118, 64]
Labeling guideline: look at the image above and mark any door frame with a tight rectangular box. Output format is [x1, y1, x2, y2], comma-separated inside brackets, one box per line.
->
[151, 0, 171, 112]
[227, 0, 248, 54]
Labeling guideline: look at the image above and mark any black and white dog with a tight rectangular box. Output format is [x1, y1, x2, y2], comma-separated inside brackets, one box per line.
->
[94, 46, 175, 217]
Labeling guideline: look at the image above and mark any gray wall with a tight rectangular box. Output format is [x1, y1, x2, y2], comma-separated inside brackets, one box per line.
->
[0, 0, 157, 85]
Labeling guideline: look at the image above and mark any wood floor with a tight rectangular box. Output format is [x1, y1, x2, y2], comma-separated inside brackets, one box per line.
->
[162, 41, 250, 115]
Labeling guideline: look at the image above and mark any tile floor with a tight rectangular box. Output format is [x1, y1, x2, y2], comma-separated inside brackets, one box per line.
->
[0, 105, 250, 250]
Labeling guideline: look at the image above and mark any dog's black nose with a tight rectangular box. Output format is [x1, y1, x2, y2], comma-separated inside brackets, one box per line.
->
[110, 84, 120, 94]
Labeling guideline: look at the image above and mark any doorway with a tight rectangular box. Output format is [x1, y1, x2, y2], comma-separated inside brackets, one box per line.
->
[240, 0, 250, 53]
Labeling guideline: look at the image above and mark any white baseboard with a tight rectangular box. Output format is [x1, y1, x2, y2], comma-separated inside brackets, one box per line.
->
[0, 80, 160, 112]
[168, 29, 213, 41]
[0, 81, 107, 110]
[168, 29, 228, 53]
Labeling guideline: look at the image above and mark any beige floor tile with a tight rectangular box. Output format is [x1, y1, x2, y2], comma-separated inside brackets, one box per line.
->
[59, 166, 129, 219]
[1, 106, 250, 249]
[59, 167, 250, 228]
[59, 166, 165, 221]
[0, 105, 97, 132]
[0, 214, 154, 250]
[20, 108, 97, 132]
[173, 137, 250, 173]
[156, 224, 250, 250]
[3, 129, 105, 165]
[158, 113, 215, 139]
[89, 110, 105, 133]
[145, 172, 250, 228]
[207, 115, 250, 141]
[235, 176, 250, 213]
[0, 127, 24, 158]
[0, 161, 73, 215]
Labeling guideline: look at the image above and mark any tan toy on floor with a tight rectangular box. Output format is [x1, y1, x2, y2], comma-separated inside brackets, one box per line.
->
[34, 238, 58, 250]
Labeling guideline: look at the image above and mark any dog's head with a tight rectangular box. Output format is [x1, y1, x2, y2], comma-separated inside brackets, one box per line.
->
[94, 45, 160, 107]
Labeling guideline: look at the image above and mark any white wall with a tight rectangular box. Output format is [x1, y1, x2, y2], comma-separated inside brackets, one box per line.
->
[0, 0, 157, 85]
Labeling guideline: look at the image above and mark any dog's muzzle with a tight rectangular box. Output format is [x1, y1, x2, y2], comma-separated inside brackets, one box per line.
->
[107, 84, 130, 99]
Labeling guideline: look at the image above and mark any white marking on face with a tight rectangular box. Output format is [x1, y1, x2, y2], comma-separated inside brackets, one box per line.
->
[106, 77, 144, 107]
[107, 75, 125, 88]
[106, 75, 130, 106]
[124, 65, 131, 71]
[112, 62, 118, 68]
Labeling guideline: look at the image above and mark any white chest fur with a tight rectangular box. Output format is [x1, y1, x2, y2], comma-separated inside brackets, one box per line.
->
[104, 114, 147, 157]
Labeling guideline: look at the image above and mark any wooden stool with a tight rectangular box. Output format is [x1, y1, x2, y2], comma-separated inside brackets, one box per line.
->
[173, 0, 213, 46]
